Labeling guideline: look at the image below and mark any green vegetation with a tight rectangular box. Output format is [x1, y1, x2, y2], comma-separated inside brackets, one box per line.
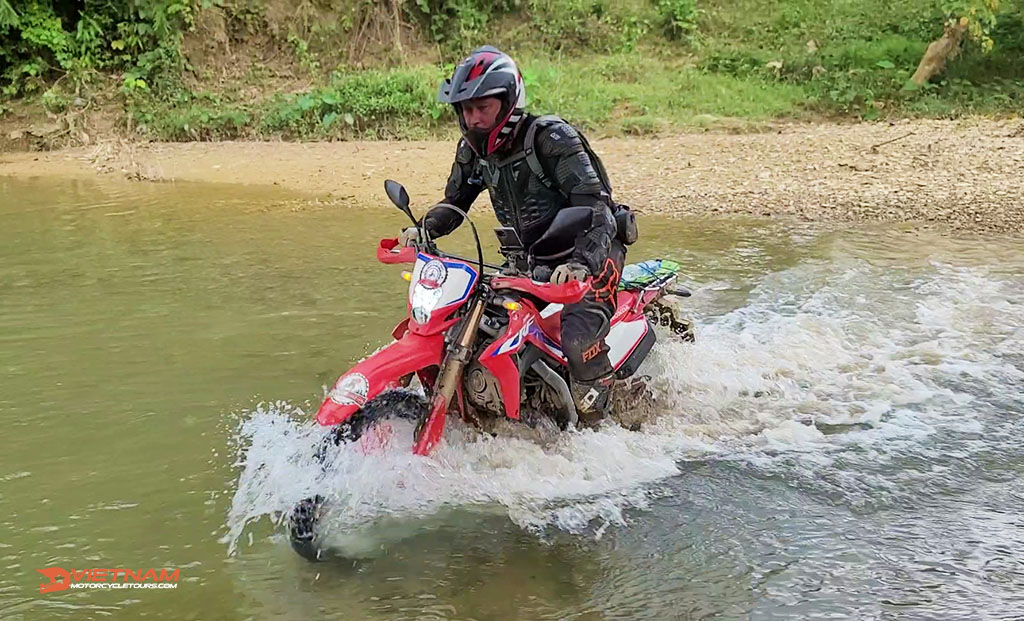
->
[0, 0, 191, 96]
[1, 0, 1021, 144]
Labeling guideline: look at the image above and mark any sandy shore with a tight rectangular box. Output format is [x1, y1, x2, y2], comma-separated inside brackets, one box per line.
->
[2, 119, 1022, 232]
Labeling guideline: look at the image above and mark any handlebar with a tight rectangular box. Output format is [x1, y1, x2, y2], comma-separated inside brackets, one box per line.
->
[491, 276, 589, 305]
[380, 237, 589, 304]
[379, 238, 510, 274]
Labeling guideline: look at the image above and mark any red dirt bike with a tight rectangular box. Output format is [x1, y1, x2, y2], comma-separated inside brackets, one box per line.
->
[289, 180, 694, 561]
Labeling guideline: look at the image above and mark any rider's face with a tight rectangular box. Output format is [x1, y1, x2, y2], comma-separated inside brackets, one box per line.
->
[461, 97, 502, 130]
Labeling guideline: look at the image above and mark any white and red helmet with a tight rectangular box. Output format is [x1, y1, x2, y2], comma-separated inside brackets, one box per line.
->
[438, 46, 526, 156]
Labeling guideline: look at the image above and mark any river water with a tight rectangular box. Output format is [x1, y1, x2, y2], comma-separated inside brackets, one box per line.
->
[1, 175, 1022, 620]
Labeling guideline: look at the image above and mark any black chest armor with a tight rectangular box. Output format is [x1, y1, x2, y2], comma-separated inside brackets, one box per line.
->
[476, 151, 568, 248]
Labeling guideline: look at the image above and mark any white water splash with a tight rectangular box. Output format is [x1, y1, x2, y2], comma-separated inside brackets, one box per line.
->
[223, 257, 1024, 555]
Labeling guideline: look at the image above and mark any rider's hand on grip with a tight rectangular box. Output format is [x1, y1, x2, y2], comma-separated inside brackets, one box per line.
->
[399, 227, 420, 247]
[549, 262, 589, 285]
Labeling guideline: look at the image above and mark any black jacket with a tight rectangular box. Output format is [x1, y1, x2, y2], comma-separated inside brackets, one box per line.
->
[422, 114, 617, 274]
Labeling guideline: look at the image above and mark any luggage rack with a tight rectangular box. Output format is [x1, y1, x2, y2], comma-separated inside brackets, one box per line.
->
[621, 268, 696, 342]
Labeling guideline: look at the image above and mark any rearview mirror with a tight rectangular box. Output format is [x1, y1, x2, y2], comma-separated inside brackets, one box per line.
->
[385, 179, 411, 209]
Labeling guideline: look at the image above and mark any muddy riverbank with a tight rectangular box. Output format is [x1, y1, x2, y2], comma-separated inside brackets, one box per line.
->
[2, 118, 1021, 233]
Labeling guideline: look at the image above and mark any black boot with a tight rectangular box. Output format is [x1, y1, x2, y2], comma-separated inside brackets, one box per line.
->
[571, 374, 614, 429]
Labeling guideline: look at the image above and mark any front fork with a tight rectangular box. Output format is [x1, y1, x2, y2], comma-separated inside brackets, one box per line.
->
[412, 297, 488, 455]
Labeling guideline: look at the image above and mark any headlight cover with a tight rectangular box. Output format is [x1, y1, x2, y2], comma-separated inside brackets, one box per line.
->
[410, 281, 444, 324]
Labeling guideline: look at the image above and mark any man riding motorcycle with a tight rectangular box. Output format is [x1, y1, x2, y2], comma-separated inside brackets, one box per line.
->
[399, 46, 632, 427]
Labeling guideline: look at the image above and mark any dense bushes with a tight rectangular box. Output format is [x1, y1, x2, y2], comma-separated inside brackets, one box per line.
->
[0, 0, 191, 96]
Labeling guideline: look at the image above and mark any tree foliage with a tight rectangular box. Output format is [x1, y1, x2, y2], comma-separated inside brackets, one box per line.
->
[0, 0, 192, 96]
[945, 0, 1001, 51]
[1, 0, 1020, 137]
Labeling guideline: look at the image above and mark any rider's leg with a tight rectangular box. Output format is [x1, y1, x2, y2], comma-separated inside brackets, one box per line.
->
[560, 241, 626, 427]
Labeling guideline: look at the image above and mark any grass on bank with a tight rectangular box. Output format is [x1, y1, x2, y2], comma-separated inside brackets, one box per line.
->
[126, 45, 1022, 142]
[129, 53, 816, 141]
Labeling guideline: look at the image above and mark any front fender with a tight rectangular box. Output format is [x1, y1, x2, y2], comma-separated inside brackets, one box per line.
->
[316, 331, 445, 426]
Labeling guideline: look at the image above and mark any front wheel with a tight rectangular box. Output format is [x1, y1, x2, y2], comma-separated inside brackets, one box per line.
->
[289, 495, 327, 561]
[313, 389, 429, 462]
[288, 390, 428, 562]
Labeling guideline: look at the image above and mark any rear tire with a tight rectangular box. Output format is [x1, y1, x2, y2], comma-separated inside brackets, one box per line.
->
[288, 390, 428, 562]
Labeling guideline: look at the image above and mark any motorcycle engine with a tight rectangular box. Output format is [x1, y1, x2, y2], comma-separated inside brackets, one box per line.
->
[464, 331, 570, 424]
[465, 358, 505, 417]
[465, 355, 569, 425]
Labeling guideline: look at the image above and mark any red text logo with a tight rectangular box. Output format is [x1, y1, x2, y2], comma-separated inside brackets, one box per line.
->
[37, 567, 180, 593]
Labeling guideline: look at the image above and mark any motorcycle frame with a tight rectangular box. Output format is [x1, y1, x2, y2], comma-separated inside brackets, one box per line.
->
[316, 237, 673, 456]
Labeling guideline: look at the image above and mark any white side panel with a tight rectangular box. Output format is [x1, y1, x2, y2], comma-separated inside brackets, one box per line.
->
[540, 303, 563, 318]
[606, 318, 648, 369]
